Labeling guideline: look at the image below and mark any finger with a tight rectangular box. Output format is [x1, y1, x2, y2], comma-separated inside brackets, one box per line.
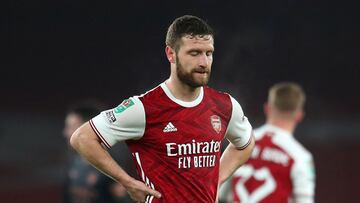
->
[147, 188, 162, 198]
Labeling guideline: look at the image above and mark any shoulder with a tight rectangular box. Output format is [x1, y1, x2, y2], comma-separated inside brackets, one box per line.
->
[138, 84, 164, 101]
[136, 84, 170, 111]
[110, 96, 144, 116]
[274, 134, 313, 162]
[204, 86, 231, 99]
[204, 86, 237, 110]
[253, 125, 268, 140]
[254, 125, 312, 161]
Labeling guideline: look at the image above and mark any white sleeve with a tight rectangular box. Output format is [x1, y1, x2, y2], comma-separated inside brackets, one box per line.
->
[89, 96, 145, 148]
[218, 178, 233, 203]
[225, 96, 253, 149]
[291, 154, 316, 203]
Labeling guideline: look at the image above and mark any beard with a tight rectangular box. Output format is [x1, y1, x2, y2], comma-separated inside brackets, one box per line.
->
[176, 55, 211, 88]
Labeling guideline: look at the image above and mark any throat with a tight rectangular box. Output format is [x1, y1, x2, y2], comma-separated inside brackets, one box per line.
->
[165, 79, 202, 102]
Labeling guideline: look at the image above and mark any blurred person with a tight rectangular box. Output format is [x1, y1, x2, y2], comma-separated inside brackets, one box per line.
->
[219, 82, 315, 203]
[70, 15, 255, 203]
[63, 103, 132, 203]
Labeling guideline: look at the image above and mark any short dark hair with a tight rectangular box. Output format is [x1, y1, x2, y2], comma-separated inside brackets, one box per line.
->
[165, 15, 214, 51]
[67, 102, 103, 121]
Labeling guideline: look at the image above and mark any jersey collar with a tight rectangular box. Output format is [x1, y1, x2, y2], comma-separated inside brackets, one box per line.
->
[263, 124, 293, 137]
[160, 82, 204, 108]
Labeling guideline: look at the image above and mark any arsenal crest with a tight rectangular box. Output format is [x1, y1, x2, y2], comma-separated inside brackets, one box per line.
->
[210, 115, 221, 134]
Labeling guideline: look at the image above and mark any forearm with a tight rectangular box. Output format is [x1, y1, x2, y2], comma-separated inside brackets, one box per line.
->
[219, 136, 255, 185]
[70, 123, 134, 185]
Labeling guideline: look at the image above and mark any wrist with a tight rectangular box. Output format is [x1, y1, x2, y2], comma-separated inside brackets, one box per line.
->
[120, 176, 136, 189]
[219, 174, 227, 186]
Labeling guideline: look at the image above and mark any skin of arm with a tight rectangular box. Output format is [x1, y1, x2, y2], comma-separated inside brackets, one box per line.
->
[218, 136, 255, 185]
[70, 122, 161, 202]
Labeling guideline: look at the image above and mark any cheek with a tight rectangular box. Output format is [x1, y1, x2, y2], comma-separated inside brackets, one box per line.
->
[179, 58, 192, 69]
[208, 56, 213, 64]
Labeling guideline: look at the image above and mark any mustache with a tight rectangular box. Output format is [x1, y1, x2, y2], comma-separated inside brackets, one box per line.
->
[192, 68, 210, 74]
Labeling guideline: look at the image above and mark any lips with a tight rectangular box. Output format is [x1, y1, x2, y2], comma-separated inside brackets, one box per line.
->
[193, 69, 208, 74]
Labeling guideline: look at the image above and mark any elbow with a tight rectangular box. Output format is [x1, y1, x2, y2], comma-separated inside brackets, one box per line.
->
[70, 123, 100, 152]
[70, 128, 83, 151]
[244, 136, 256, 160]
[248, 135, 255, 152]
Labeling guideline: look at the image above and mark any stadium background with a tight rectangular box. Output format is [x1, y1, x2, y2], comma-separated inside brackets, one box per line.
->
[1, 0, 359, 202]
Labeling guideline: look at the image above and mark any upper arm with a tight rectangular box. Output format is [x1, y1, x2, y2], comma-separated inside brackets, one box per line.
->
[89, 97, 146, 148]
[218, 178, 233, 202]
[291, 154, 316, 202]
[225, 96, 253, 149]
[70, 121, 101, 148]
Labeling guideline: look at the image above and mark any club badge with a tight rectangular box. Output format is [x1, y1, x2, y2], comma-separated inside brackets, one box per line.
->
[210, 115, 221, 134]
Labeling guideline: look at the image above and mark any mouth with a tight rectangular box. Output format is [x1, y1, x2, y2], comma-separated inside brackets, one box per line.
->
[193, 69, 209, 74]
[193, 72, 208, 77]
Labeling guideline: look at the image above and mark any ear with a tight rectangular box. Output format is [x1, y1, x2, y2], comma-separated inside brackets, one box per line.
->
[263, 102, 270, 116]
[165, 46, 175, 63]
[295, 110, 305, 123]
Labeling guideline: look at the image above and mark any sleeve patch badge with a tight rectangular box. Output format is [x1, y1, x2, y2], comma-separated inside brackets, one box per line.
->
[114, 99, 135, 113]
[105, 110, 116, 123]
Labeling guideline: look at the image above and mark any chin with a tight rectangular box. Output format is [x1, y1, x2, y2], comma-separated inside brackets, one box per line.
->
[198, 78, 209, 86]
[193, 80, 209, 87]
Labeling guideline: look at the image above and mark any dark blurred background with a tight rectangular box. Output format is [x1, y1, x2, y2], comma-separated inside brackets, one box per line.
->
[1, 0, 359, 202]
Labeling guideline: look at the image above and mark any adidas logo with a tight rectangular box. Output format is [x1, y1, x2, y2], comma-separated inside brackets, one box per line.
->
[163, 122, 177, 132]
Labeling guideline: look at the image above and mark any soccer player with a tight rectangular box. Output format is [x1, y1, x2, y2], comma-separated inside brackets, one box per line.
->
[221, 82, 315, 203]
[63, 104, 106, 203]
[70, 15, 255, 203]
[63, 104, 132, 203]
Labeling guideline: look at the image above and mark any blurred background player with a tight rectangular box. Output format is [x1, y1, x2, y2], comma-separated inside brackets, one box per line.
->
[63, 102, 132, 203]
[219, 82, 315, 203]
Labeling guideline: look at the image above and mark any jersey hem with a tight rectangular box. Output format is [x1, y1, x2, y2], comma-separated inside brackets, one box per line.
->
[89, 119, 111, 149]
[236, 132, 253, 150]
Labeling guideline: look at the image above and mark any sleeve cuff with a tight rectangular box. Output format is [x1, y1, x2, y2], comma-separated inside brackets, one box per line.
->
[89, 119, 111, 149]
[236, 132, 253, 150]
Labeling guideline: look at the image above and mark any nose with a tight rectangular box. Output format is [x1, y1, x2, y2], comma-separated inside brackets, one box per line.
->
[198, 53, 210, 68]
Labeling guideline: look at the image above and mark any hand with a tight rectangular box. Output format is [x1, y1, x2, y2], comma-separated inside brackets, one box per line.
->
[123, 178, 162, 202]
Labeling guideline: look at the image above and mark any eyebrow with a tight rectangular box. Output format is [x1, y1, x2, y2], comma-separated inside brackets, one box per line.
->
[186, 48, 214, 53]
[187, 47, 215, 52]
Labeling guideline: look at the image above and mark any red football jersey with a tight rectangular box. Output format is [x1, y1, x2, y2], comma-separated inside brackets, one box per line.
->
[90, 83, 253, 203]
[230, 124, 315, 203]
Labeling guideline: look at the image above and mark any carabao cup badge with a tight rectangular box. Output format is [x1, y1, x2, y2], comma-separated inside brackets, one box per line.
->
[210, 115, 221, 134]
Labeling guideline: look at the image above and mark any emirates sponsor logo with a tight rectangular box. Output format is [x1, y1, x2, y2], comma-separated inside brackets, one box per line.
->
[166, 139, 221, 169]
[210, 115, 221, 134]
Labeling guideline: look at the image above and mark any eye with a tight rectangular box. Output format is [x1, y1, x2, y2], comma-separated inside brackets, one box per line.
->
[206, 51, 213, 56]
[190, 51, 199, 56]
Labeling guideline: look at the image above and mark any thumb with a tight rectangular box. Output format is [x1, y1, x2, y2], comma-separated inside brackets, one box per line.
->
[147, 188, 162, 198]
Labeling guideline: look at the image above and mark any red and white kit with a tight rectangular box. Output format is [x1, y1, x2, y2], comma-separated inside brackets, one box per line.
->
[231, 124, 315, 203]
[90, 83, 252, 202]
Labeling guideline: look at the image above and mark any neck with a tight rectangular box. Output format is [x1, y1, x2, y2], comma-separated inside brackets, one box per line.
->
[165, 77, 201, 102]
[266, 117, 296, 135]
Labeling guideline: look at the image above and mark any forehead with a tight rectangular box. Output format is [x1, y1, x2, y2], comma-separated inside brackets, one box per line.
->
[179, 34, 214, 50]
[66, 113, 83, 123]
